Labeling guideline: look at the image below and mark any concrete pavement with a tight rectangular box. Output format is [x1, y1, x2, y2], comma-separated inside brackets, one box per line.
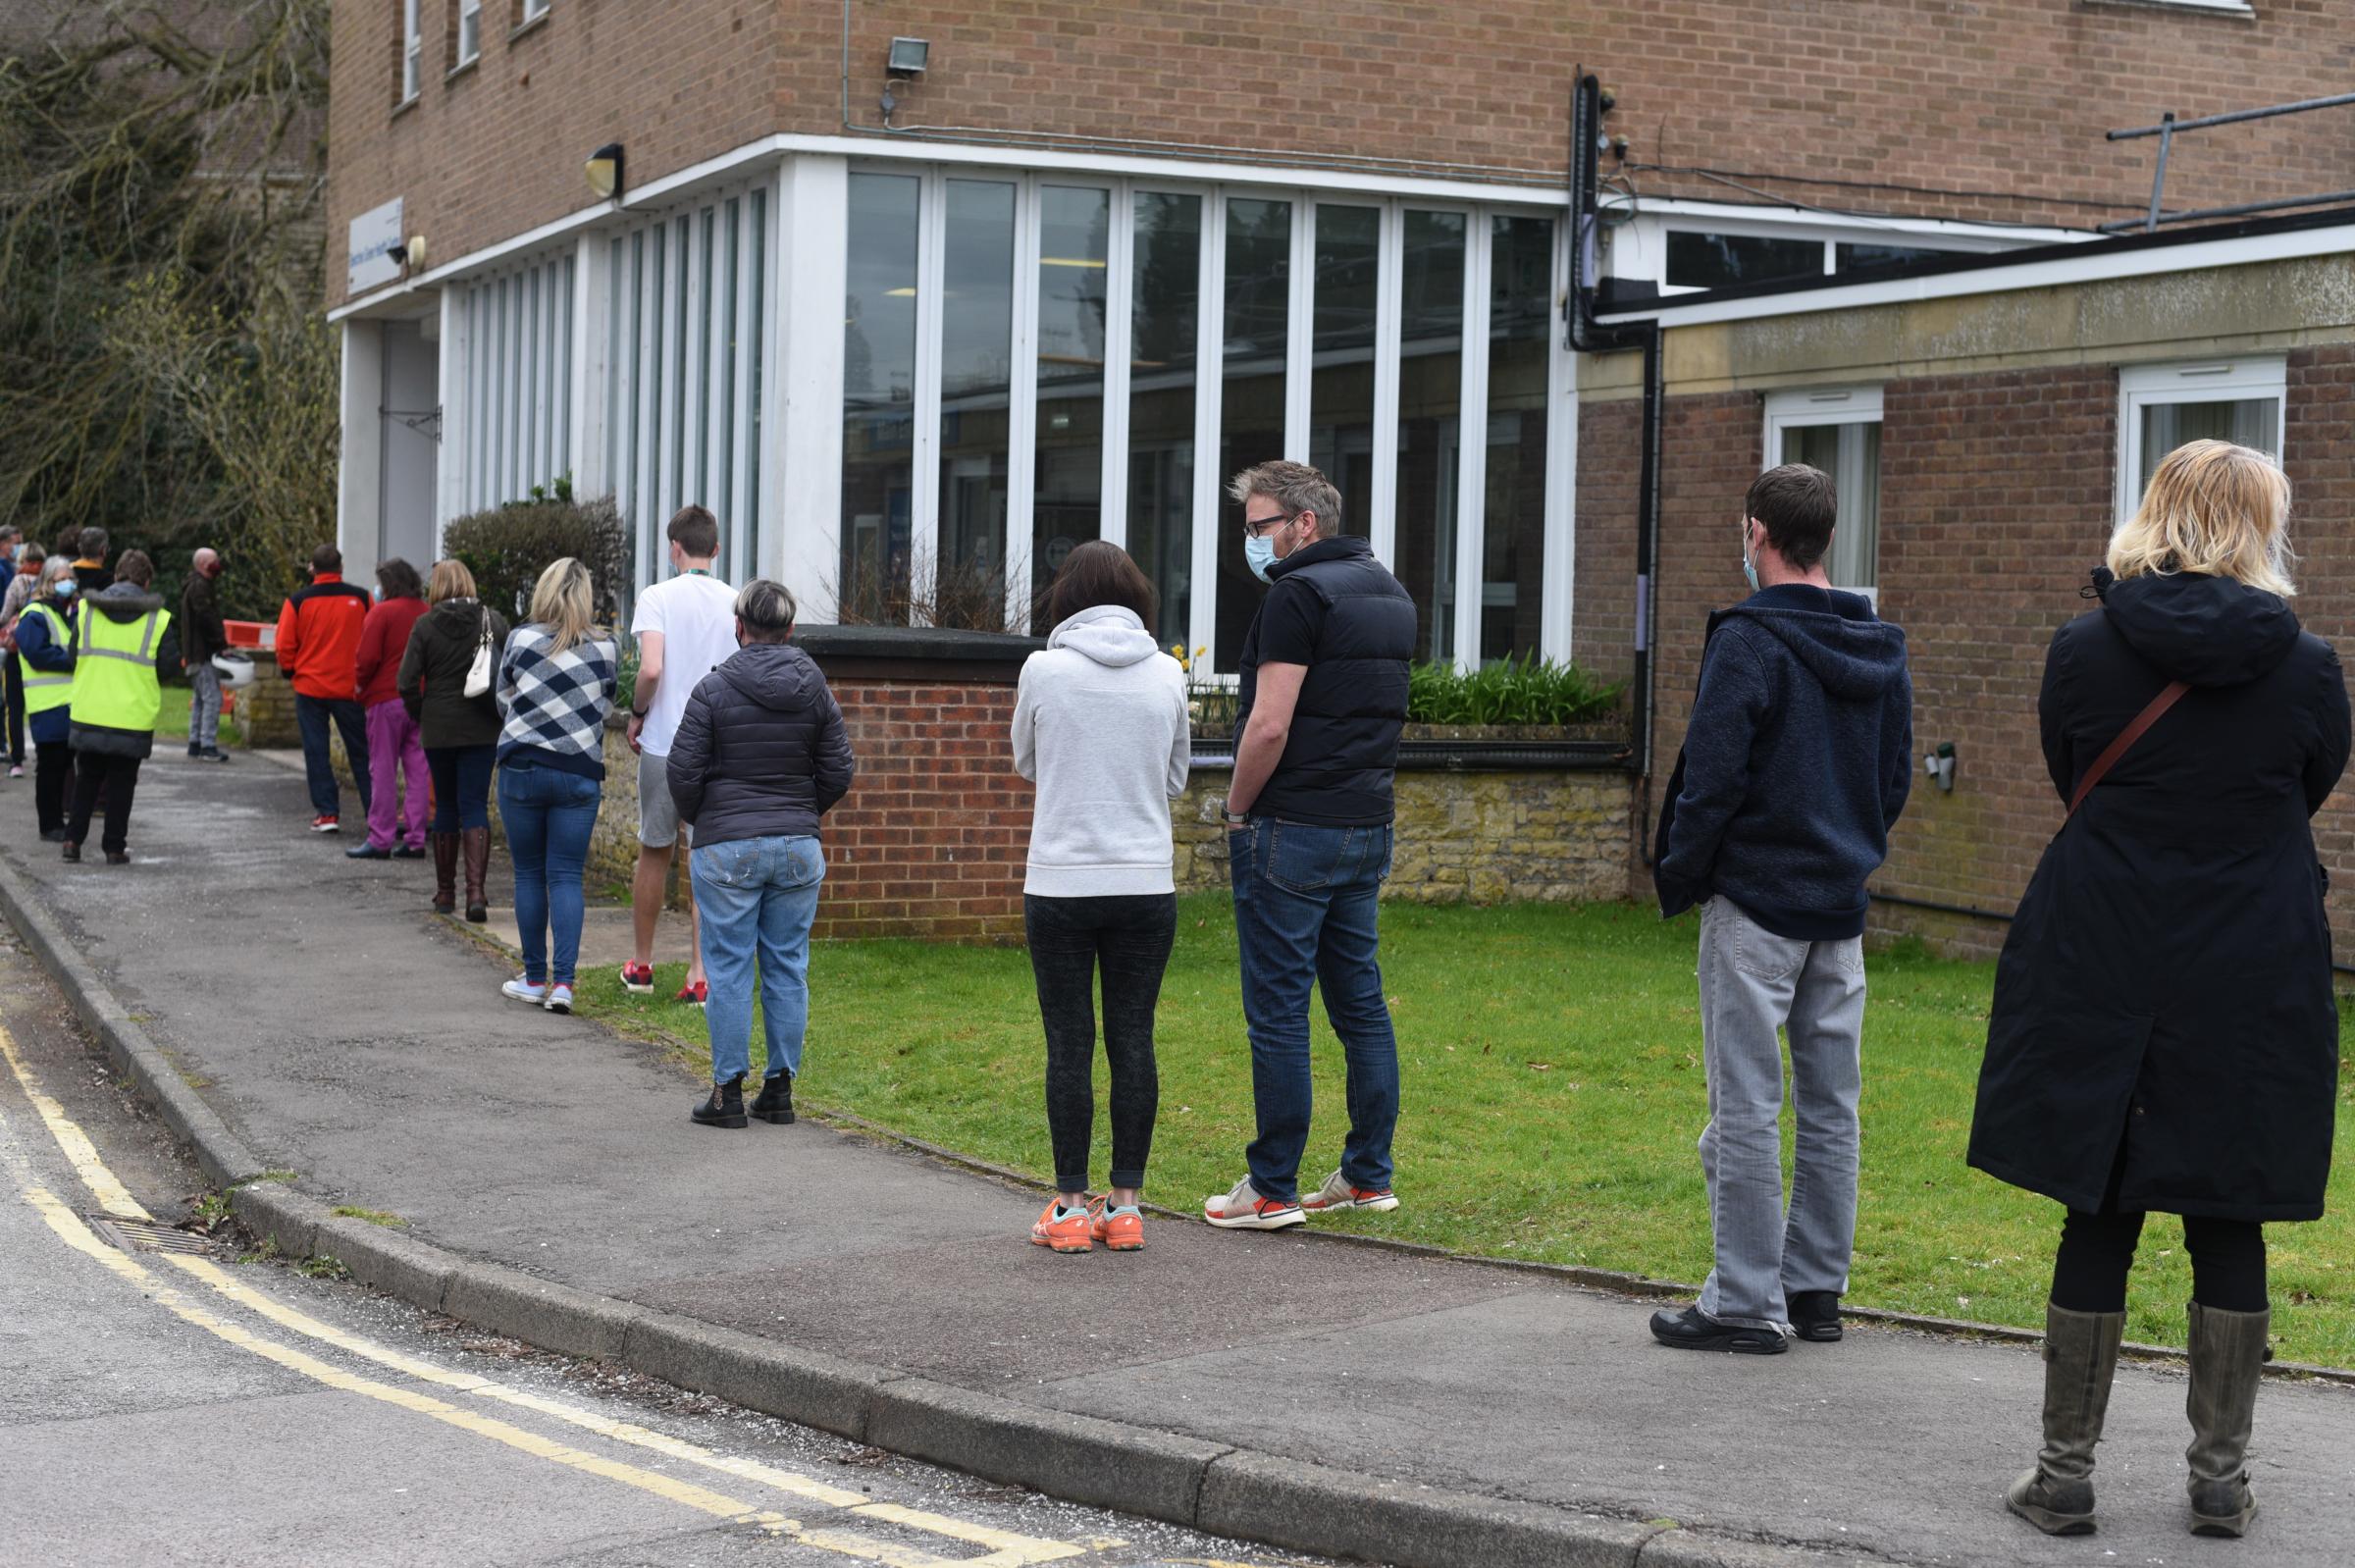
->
[5, 752, 2353, 1567]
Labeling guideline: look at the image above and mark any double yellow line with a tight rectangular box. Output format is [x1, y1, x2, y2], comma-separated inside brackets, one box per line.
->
[0, 1023, 1106, 1568]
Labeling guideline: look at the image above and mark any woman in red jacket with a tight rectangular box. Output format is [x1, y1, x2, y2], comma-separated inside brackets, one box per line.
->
[347, 558, 432, 860]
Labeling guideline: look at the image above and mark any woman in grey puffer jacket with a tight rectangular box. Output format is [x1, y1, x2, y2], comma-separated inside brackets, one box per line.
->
[665, 579, 854, 1130]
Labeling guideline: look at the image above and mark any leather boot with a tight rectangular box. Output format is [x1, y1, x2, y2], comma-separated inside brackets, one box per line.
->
[750, 1071, 795, 1125]
[691, 1074, 748, 1128]
[2186, 1301, 2268, 1538]
[430, 831, 458, 915]
[2005, 1303, 2124, 1536]
[460, 826, 490, 923]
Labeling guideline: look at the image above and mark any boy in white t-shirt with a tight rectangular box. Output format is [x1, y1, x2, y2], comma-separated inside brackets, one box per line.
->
[622, 505, 740, 1004]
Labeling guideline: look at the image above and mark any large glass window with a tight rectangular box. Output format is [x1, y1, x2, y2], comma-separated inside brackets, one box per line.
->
[1215, 196, 1291, 670]
[1665, 230, 1821, 290]
[1308, 204, 1380, 531]
[1764, 387, 1882, 596]
[1395, 210, 1465, 662]
[840, 172, 919, 622]
[938, 179, 1017, 622]
[1032, 185, 1111, 618]
[1127, 191, 1201, 647]
[1481, 215, 1551, 662]
[2119, 359, 2285, 520]
[460, 252, 572, 516]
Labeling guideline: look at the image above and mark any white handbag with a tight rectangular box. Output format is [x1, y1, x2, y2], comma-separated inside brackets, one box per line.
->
[461, 607, 495, 698]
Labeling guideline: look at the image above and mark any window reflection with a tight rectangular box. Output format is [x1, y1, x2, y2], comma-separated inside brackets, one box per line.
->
[1394, 211, 1466, 663]
[1126, 191, 1201, 648]
[939, 180, 1017, 626]
[1215, 196, 1290, 669]
[1482, 215, 1550, 663]
[1308, 204, 1380, 554]
[840, 172, 918, 623]
[1032, 185, 1110, 621]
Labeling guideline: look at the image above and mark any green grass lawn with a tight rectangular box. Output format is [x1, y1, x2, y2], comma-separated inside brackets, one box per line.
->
[567, 896, 2355, 1367]
[152, 683, 243, 747]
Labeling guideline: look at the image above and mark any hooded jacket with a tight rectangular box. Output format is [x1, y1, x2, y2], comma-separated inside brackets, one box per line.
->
[1653, 583, 1913, 940]
[69, 581, 180, 759]
[665, 641, 854, 848]
[274, 571, 371, 701]
[1969, 567, 2349, 1222]
[396, 597, 508, 750]
[1012, 605, 1191, 898]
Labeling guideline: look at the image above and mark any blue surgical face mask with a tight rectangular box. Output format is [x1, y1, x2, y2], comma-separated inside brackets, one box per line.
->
[54, 579, 77, 600]
[1244, 532, 1278, 583]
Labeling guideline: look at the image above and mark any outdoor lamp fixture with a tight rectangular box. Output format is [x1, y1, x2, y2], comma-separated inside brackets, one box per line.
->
[586, 142, 625, 203]
[880, 37, 927, 127]
[384, 235, 428, 278]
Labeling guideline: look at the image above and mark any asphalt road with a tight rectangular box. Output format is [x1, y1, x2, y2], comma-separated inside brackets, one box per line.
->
[0, 935, 1336, 1568]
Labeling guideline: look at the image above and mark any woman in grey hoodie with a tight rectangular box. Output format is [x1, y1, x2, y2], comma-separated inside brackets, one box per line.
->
[1011, 543, 1190, 1254]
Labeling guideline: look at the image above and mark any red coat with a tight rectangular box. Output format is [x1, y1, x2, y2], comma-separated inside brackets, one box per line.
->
[273, 573, 373, 702]
[355, 596, 430, 708]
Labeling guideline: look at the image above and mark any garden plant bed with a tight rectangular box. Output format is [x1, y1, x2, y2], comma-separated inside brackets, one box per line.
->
[564, 895, 2355, 1368]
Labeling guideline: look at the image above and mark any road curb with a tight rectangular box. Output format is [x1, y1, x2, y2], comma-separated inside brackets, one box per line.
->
[0, 846, 1907, 1568]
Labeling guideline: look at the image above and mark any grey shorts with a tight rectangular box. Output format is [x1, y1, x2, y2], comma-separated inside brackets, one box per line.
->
[637, 750, 691, 850]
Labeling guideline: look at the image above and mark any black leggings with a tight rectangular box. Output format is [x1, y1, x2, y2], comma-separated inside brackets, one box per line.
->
[67, 754, 141, 856]
[2052, 1208, 2268, 1315]
[1024, 892, 1176, 1196]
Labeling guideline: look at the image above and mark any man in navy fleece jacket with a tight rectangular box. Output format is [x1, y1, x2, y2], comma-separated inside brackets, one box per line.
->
[1647, 463, 1913, 1356]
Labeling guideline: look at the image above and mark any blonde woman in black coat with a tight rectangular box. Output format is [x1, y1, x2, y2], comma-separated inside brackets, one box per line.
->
[1972, 440, 2349, 1541]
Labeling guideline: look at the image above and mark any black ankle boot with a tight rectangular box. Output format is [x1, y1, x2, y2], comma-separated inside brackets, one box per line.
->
[691, 1074, 748, 1128]
[750, 1072, 795, 1124]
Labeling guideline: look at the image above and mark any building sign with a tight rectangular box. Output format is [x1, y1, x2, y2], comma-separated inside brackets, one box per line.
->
[347, 197, 405, 294]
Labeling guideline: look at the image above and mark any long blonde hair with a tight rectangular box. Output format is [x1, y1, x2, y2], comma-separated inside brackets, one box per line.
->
[2110, 439, 2295, 598]
[427, 558, 478, 604]
[528, 557, 596, 653]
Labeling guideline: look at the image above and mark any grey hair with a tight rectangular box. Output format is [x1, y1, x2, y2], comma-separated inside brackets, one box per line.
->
[38, 554, 75, 590]
[735, 578, 798, 643]
[1226, 459, 1342, 538]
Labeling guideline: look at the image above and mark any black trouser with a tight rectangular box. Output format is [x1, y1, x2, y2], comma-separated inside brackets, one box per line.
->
[67, 754, 141, 856]
[2052, 1209, 2268, 1315]
[1024, 892, 1176, 1195]
[4, 652, 24, 765]
[32, 739, 70, 834]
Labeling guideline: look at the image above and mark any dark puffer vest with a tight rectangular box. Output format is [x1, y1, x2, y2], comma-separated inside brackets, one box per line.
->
[1235, 536, 1417, 826]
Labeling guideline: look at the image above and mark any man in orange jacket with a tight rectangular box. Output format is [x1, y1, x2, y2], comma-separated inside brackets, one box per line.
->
[275, 544, 374, 833]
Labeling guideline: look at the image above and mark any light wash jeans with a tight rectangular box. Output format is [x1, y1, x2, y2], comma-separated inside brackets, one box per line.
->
[1694, 896, 1867, 1333]
[690, 833, 825, 1085]
[186, 661, 223, 752]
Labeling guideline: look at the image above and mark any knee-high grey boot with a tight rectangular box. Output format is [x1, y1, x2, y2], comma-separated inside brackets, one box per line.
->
[2185, 1300, 2268, 1538]
[2006, 1303, 2125, 1535]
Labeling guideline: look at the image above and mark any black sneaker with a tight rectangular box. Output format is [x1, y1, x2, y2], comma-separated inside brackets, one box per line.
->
[344, 843, 392, 860]
[749, 1072, 795, 1124]
[104, 850, 129, 865]
[186, 742, 202, 758]
[60, 841, 79, 863]
[196, 747, 231, 764]
[1789, 1291, 1844, 1343]
[39, 828, 66, 844]
[691, 1075, 748, 1128]
[1648, 1303, 1788, 1355]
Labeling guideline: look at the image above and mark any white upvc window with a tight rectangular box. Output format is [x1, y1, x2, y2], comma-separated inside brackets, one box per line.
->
[2117, 357, 2285, 522]
[521, 0, 550, 22]
[1603, 200, 2086, 298]
[458, 251, 576, 517]
[400, 0, 421, 101]
[456, 0, 482, 66]
[1762, 387, 1882, 598]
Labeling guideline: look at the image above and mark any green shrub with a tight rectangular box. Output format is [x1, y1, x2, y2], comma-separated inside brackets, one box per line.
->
[441, 485, 630, 627]
[1405, 654, 1622, 727]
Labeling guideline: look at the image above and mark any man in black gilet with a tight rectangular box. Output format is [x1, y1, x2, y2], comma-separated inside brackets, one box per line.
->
[1203, 461, 1418, 1232]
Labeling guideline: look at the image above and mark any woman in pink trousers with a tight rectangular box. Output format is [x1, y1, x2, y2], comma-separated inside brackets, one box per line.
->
[347, 558, 432, 861]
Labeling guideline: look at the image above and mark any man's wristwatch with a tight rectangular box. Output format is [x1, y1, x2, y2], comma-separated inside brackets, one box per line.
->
[1223, 807, 1251, 827]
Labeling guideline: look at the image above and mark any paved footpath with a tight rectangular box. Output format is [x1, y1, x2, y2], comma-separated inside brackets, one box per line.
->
[7, 753, 2353, 1567]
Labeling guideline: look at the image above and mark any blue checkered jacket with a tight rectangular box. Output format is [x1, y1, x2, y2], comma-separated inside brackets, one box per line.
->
[495, 623, 618, 781]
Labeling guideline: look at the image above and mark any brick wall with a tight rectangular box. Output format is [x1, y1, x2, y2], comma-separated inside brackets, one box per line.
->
[331, 0, 2355, 306]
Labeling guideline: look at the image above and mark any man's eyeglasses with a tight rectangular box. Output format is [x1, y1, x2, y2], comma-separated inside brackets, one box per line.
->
[1241, 508, 1299, 539]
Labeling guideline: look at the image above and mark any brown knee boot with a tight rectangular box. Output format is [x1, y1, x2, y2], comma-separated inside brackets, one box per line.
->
[431, 831, 458, 915]
[460, 826, 490, 923]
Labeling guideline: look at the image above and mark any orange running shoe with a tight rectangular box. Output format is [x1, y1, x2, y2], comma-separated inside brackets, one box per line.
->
[1088, 1196, 1144, 1252]
[1029, 1200, 1092, 1254]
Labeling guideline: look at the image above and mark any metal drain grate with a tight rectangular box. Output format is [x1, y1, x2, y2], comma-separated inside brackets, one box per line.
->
[87, 1215, 219, 1256]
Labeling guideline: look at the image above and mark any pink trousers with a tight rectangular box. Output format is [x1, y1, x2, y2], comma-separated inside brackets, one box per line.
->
[364, 699, 430, 851]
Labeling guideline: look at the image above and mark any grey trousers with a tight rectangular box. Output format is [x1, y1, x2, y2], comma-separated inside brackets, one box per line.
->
[1694, 896, 1867, 1332]
[186, 663, 222, 751]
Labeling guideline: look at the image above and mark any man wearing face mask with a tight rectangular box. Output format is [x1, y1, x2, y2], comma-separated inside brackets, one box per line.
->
[1203, 460, 1417, 1233]
[1648, 463, 1913, 1355]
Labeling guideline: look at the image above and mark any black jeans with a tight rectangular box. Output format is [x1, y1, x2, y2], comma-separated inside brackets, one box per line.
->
[33, 740, 71, 834]
[1024, 892, 1176, 1195]
[426, 743, 496, 832]
[67, 754, 141, 855]
[294, 694, 370, 819]
[2052, 1209, 2269, 1315]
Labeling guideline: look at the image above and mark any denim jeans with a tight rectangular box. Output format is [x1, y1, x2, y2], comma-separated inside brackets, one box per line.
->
[426, 744, 495, 831]
[691, 834, 825, 1084]
[294, 694, 370, 818]
[497, 762, 601, 986]
[1228, 816, 1399, 1204]
[1025, 893, 1176, 1194]
[186, 662, 223, 751]
[1693, 896, 1867, 1332]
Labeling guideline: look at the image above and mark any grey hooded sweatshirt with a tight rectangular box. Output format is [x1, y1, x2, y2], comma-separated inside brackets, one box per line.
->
[1012, 605, 1191, 898]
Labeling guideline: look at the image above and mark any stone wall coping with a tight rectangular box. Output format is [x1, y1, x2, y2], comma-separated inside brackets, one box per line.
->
[1186, 738, 1633, 773]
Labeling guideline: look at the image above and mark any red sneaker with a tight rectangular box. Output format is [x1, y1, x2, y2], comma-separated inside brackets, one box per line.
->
[309, 814, 340, 833]
[619, 963, 654, 994]
[674, 979, 707, 1008]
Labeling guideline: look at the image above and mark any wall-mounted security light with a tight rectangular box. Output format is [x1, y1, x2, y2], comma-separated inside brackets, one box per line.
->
[384, 235, 429, 278]
[886, 37, 929, 78]
[586, 142, 625, 203]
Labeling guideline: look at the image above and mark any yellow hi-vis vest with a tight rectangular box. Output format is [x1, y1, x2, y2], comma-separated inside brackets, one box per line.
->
[68, 599, 171, 732]
[19, 601, 74, 717]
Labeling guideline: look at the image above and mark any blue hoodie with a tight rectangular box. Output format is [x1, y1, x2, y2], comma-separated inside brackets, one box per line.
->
[1653, 583, 1913, 940]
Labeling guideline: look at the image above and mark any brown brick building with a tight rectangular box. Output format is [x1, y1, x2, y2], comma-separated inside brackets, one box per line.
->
[326, 0, 2355, 943]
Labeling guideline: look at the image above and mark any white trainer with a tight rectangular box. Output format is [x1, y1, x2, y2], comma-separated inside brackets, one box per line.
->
[543, 983, 574, 1015]
[1202, 1176, 1306, 1231]
[1299, 1169, 1400, 1214]
[500, 977, 549, 1005]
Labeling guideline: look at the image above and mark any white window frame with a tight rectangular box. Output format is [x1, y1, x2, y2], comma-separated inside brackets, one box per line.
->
[400, 0, 421, 102]
[2135, 0, 2251, 12]
[2116, 356, 2286, 523]
[1606, 200, 2088, 299]
[1762, 385, 1883, 601]
[521, 0, 550, 21]
[456, 0, 482, 66]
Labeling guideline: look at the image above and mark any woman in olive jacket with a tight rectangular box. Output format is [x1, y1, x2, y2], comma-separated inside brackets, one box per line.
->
[1972, 441, 2349, 1542]
[396, 559, 507, 921]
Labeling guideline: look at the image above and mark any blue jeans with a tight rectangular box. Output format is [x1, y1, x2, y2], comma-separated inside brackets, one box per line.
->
[691, 834, 825, 1084]
[294, 694, 370, 818]
[1228, 817, 1399, 1203]
[497, 762, 601, 986]
[427, 744, 495, 831]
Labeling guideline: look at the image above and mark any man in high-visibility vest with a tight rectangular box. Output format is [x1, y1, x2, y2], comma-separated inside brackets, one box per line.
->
[64, 549, 177, 865]
[15, 555, 79, 841]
